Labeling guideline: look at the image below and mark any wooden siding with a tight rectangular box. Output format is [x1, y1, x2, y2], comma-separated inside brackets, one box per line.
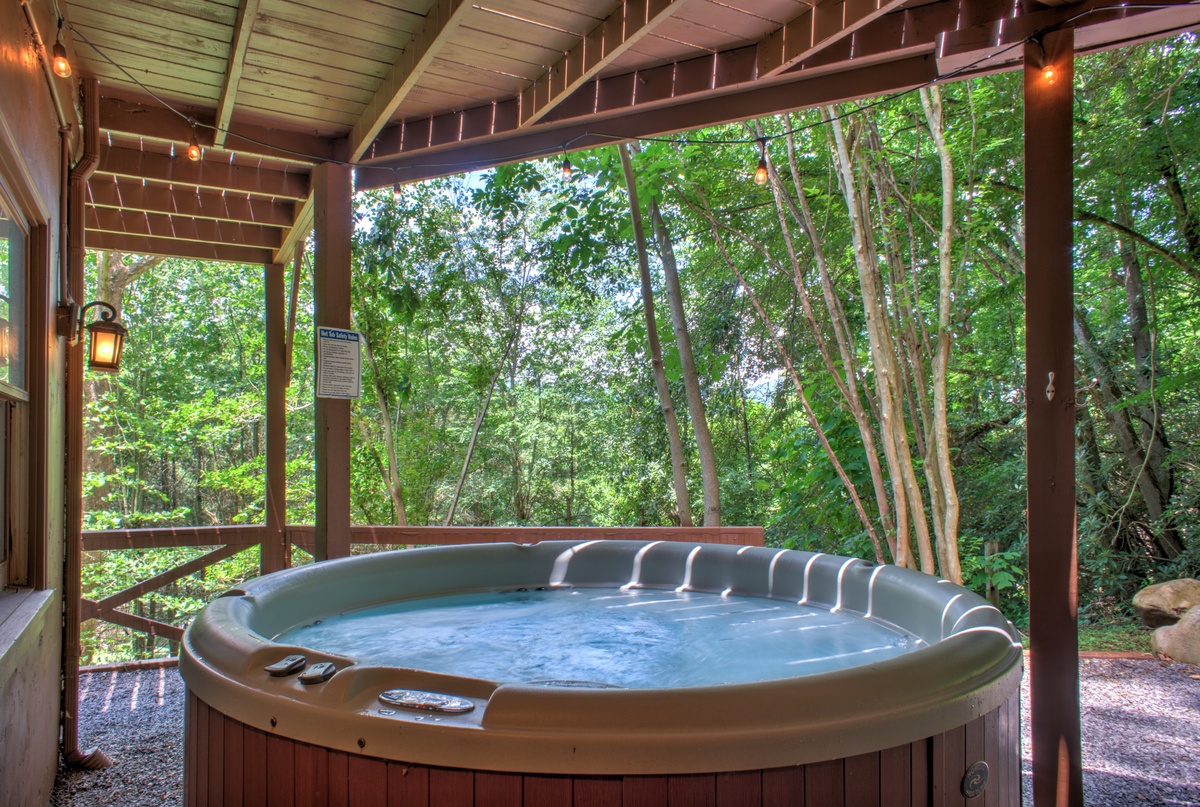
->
[186, 689, 1021, 806]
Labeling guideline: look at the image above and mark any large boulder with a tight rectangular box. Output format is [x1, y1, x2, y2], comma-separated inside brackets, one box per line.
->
[1133, 579, 1200, 628]
[1152, 606, 1200, 666]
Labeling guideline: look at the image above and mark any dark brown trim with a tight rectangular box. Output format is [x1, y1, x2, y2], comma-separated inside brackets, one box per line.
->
[312, 163, 353, 561]
[1024, 30, 1084, 807]
[262, 263, 289, 574]
[26, 223, 51, 590]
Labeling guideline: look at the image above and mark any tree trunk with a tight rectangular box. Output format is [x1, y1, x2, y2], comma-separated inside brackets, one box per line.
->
[919, 85, 963, 584]
[648, 199, 721, 526]
[362, 333, 408, 525]
[444, 340, 510, 526]
[618, 144, 693, 526]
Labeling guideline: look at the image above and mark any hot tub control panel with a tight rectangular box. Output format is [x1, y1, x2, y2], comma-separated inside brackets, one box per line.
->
[379, 688, 476, 714]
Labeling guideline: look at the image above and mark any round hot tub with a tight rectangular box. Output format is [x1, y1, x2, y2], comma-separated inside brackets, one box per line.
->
[181, 540, 1022, 806]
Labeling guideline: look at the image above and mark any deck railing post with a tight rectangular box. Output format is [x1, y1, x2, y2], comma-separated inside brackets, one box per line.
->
[1025, 29, 1084, 807]
[312, 162, 353, 560]
[263, 262, 290, 574]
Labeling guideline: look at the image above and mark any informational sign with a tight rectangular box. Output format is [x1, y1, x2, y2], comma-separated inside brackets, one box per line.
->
[316, 327, 362, 399]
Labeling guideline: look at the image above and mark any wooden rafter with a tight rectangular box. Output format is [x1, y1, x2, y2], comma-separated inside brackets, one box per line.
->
[518, 0, 689, 127]
[213, 0, 262, 149]
[756, 0, 908, 78]
[87, 175, 297, 228]
[273, 194, 314, 264]
[86, 206, 283, 249]
[85, 230, 275, 265]
[96, 145, 309, 199]
[99, 96, 330, 165]
[346, 0, 474, 161]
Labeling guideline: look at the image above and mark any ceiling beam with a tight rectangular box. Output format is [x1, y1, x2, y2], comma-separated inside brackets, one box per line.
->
[518, 0, 688, 128]
[756, 0, 909, 79]
[86, 175, 297, 228]
[346, 0, 474, 161]
[85, 230, 275, 266]
[273, 194, 314, 265]
[86, 206, 283, 249]
[359, 0, 1195, 178]
[358, 53, 937, 188]
[213, 0, 262, 149]
[99, 95, 333, 166]
[96, 145, 309, 200]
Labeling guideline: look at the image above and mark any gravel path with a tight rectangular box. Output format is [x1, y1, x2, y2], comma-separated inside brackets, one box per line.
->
[51, 658, 1200, 806]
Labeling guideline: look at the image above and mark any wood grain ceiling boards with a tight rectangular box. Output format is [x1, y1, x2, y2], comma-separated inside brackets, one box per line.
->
[64, 0, 1200, 265]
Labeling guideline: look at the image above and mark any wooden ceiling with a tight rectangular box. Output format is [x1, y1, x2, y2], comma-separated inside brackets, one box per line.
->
[58, 0, 1200, 265]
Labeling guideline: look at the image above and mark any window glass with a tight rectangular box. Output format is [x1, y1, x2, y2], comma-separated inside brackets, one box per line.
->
[0, 209, 25, 389]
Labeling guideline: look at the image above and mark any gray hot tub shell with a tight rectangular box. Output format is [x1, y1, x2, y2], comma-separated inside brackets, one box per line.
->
[180, 539, 1022, 778]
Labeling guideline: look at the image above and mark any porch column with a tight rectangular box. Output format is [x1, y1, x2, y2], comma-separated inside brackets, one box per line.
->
[1025, 30, 1084, 807]
[262, 262, 289, 573]
[312, 163, 353, 560]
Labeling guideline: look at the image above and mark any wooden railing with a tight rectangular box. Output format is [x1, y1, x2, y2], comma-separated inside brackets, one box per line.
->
[81, 525, 765, 650]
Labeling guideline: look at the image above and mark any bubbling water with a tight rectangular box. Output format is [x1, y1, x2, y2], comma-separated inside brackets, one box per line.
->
[277, 587, 918, 689]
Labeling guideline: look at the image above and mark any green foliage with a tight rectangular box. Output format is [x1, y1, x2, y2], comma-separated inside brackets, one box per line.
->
[82, 37, 1200, 662]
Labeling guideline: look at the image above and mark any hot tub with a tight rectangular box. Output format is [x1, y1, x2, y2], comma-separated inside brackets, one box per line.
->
[181, 540, 1022, 806]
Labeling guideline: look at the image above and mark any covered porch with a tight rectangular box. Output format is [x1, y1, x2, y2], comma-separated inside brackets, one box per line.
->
[4, 0, 1200, 804]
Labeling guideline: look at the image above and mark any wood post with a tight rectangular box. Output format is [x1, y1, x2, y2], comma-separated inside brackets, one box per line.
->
[312, 163, 352, 560]
[262, 263, 289, 574]
[1025, 30, 1084, 807]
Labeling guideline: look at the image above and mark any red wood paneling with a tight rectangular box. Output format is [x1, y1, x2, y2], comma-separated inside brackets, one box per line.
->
[844, 752, 880, 805]
[668, 773, 716, 806]
[474, 771, 523, 807]
[243, 727, 268, 807]
[388, 761, 430, 805]
[576, 775, 624, 807]
[879, 743, 911, 807]
[761, 766, 803, 807]
[716, 769, 761, 807]
[223, 714, 244, 806]
[429, 767, 474, 807]
[523, 773, 572, 806]
[348, 754, 388, 806]
[267, 733, 297, 806]
[804, 758, 844, 806]
[189, 692, 1020, 807]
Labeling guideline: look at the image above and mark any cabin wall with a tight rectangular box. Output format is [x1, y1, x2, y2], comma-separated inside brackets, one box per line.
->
[0, 0, 75, 803]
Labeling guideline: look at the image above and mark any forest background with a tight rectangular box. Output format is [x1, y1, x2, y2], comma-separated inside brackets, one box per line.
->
[80, 37, 1200, 663]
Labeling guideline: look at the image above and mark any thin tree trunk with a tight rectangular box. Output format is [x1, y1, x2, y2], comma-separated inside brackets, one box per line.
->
[828, 110, 933, 573]
[444, 340, 511, 526]
[362, 334, 408, 525]
[619, 144, 693, 525]
[920, 85, 963, 584]
[648, 199, 721, 526]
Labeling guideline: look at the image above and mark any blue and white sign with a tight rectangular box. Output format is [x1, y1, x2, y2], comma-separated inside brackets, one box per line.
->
[316, 327, 362, 399]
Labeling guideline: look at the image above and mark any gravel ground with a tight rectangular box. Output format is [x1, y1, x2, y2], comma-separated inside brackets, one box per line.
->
[51, 658, 1200, 806]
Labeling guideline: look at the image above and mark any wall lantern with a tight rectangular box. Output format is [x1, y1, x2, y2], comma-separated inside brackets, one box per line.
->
[58, 301, 127, 373]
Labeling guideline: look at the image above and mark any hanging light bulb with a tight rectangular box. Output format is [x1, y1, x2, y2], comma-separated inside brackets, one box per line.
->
[1042, 63, 1057, 84]
[52, 42, 72, 78]
[754, 139, 769, 185]
[187, 125, 202, 162]
[561, 155, 573, 180]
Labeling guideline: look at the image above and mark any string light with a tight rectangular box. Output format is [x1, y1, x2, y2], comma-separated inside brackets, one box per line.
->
[1042, 63, 1057, 84]
[561, 155, 573, 180]
[393, 169, 402, 199]
[51, 20, 71, 78]
[753, 139, 768, 185]
[187, 124, 202, 162]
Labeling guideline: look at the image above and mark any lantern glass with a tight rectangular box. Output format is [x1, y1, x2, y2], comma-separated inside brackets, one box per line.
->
[86, 320, 126, 373]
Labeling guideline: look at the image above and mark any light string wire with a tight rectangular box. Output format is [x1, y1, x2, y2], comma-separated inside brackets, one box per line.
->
[65, 3, 1197, 177]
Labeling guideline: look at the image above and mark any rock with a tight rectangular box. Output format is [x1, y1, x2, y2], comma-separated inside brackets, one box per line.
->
[1133, 579, 1200, 628]
[1152, 605, 1200, 666]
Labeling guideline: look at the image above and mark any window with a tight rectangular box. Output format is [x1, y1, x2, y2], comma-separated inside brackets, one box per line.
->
[0, 202, 26, 588]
